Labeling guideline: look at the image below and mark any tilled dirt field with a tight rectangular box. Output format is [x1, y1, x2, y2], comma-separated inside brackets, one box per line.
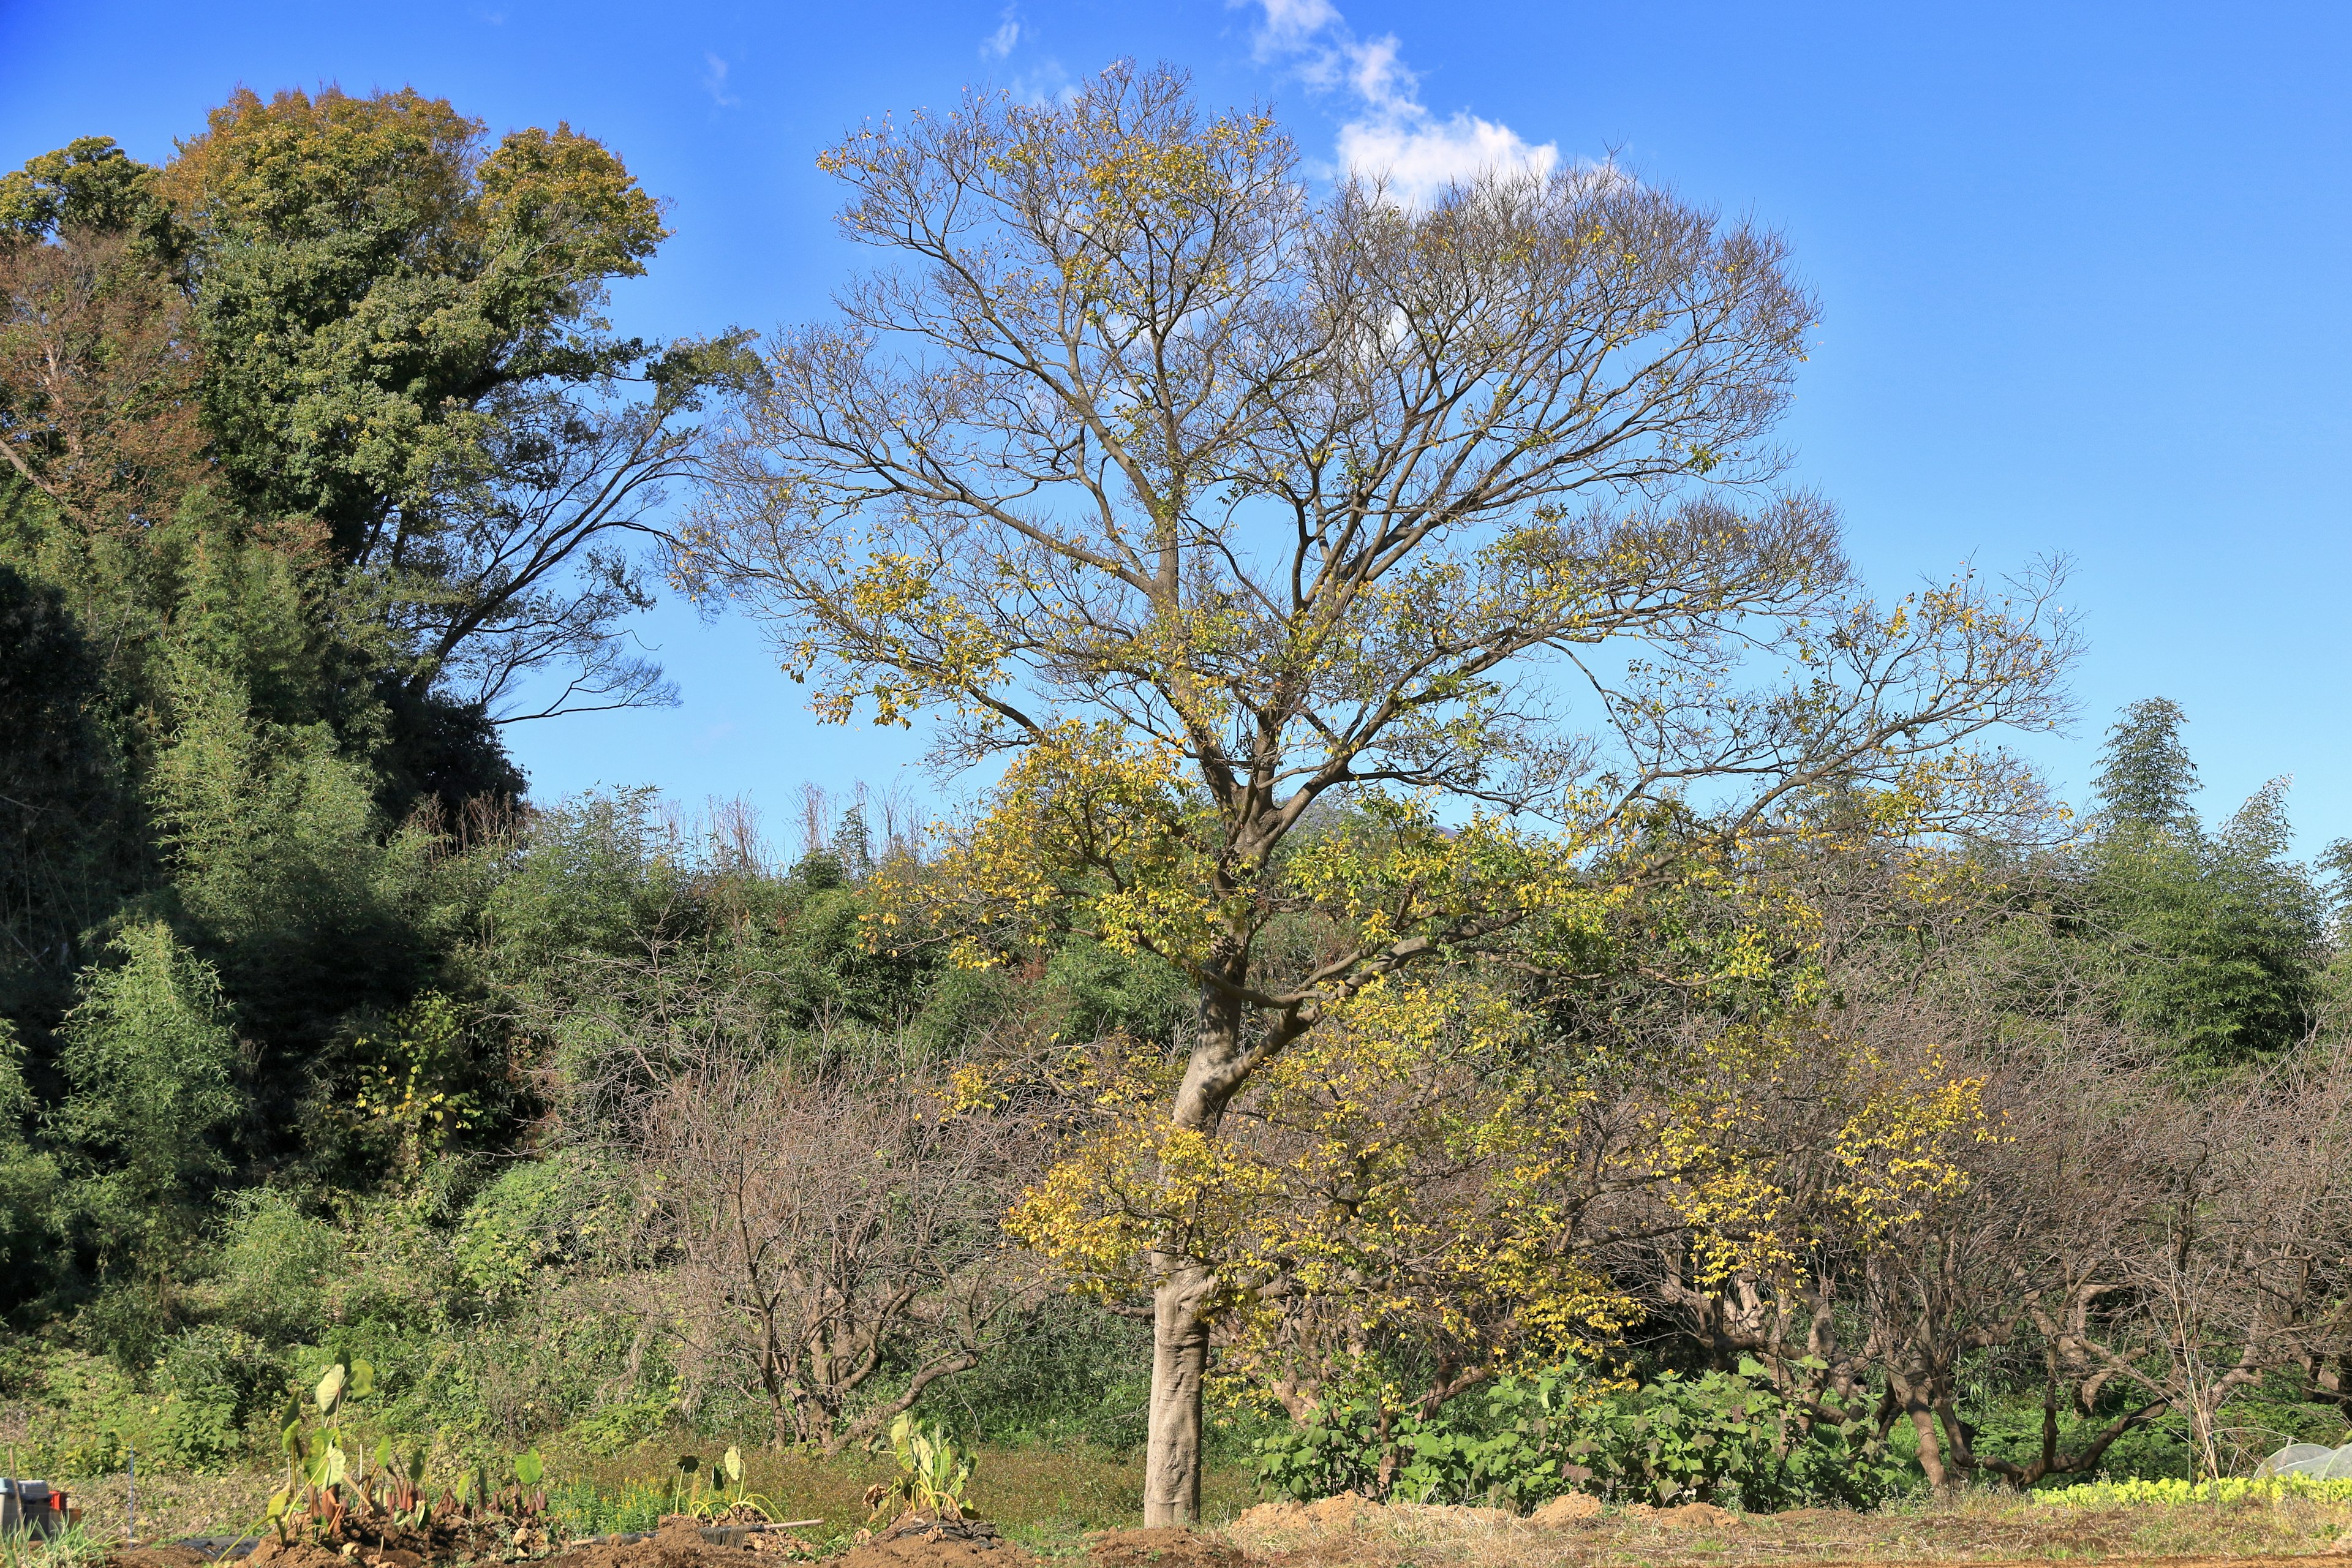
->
[70, 1489, 2352, 1568]
[1222, 1491, 2352, 1566]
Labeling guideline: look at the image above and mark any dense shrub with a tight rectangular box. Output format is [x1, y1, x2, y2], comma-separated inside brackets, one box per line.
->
[1253, 1362, 1916, 1513]
[151, 1324, 288, 1468]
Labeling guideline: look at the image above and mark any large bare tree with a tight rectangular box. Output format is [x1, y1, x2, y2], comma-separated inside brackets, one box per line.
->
[688, 64, 2073, 1521]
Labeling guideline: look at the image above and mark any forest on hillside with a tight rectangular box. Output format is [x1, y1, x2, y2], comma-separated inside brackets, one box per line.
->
[6, 69, 2352, 1525]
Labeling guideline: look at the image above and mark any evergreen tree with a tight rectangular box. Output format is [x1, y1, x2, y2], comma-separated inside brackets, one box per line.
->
[2093, 696, 2199, 832]
[2082, 699, 2323, 1068]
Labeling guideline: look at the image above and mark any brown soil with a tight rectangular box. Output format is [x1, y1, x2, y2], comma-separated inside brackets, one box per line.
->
[1525, 1497, 1602, 1528]
[1086, 1526, 1247, 1568]
[83, 1481, 2352, 1568]
[832, 1516, 1034, 1568]
[1626, 1502, 1741, 1531]
[240, 1539, 361, 1568]
[111, 1551, 214, 1568]
[1238, 1495, 1521, 1536]
[547, 1517, 780, 1568]
[1227, 1489, 2352, 1566]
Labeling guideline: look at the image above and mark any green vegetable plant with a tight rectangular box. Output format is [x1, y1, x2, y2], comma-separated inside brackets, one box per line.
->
[665, 1447, 774, 1521]
[262, 1362, 554, 1549]
[267, 1360, 379, 1541]
[2036, 1476, 2352, 1507]
[862, 1414, 975, 1523]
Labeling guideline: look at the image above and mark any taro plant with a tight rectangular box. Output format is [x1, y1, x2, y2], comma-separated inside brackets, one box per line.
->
[666, 1447, 774, 1521]
[862, 1414, 975, 1523]
[263, 1361, 555, 1548]
[268, 1360, 378, 1541]
[497, 1450, 551, 1525]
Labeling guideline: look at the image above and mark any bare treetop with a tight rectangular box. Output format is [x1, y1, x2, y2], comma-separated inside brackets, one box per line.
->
[684, 61, 2052, 842]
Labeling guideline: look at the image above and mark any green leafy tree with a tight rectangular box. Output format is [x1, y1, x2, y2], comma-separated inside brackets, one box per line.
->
[0, 1019, 61, 1292]
[53, 921, 245, 1347]
[2084, 701, 2323, 1068]
[0, 564, 142, 1022]
[160, 85, 734, 723]
[2093, 697, 2199, 833]
[0, 135, 175, 248]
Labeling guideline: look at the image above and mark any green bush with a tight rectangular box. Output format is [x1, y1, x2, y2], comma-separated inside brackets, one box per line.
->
[151, 1324, 289, 1468]
[454, 1153, 624, 1305]
[916, 1294, 1151, 1450]
[1563, 1365, 1912, 1510]
[568, 1392, 677, 1457]
[204, 1188, 343, 1342]
[549, 1479, 673, 1536]
[1253, 1362, 1916, 1512]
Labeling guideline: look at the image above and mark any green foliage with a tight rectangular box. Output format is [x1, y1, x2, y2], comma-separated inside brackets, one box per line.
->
[152, 1324, 292, 1469]
[566, 1392, 675, 1458]
[1038, 939, 1191, 1048]
[868, 1413, 976, 1521]
[148, 655, 410, 1022]
[546, 1478, 673, 1536]
[919, 1294, 1152, 1451]
[0, 135, 171, 246]
[655, 1444, 774, 1521]
[1559, 1366, 1912, 1510]
[0, 1344, 252, 1477]
[2081, 704, 2325, 1068]
[1253, 1363, 1915, 1513]
[52, 922, 244, 1320]
[202, 1188, 344, 1343]
[0, 1020, 61, 1283]
[453, 1152, 624, 1305]
[2034, 1475, 2352, 1507]
[0, 564, 140, 1023]
[2094, 698, 2200, 832]
[171, 87, 663, 552]
[344, 993, 490, 1178]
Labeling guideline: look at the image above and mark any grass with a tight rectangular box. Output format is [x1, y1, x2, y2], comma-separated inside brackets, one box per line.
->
[19, 1471, 276, 1552]
[0, 1523, 110, 1568]
[535, 1435, 1261, 1550]
[4, 1434, 1262, 1554]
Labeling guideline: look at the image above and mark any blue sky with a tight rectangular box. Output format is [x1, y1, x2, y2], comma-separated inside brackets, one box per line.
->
[4, 0, 2348, 851]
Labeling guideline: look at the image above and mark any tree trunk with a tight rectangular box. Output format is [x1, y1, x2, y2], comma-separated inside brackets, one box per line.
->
[1885, 1370, 1951, 1493]
[1142, 974, 1251, 1528]
[1145, 1258, 1214, 1525]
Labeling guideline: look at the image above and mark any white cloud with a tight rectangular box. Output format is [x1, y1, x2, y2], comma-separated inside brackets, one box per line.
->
[702, 53, 740, 108]
[1336, 111, 1556, 202]
[1252, 0, 1341, 55]
[1240, 0, 1557, 206]
[982, 6, 1020, 57]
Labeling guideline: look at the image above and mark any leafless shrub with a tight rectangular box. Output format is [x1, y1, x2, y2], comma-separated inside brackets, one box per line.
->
[2065, 1041, 2352, 1476]
[616, 1047, 1043, 1452]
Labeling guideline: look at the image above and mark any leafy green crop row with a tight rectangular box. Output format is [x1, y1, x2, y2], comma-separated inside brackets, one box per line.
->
[2034, 1476, 2352, 1507]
